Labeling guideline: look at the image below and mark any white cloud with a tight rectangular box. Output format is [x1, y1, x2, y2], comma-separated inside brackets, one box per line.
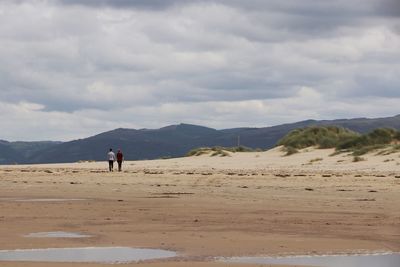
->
[18, 101, 45, 111]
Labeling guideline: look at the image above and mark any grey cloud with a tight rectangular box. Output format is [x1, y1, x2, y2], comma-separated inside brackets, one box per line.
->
[53, 0, 394, 43]
[374, 0, 400, 17]
[1, 0, 400, 140]
[55, 0, 191, 10]
[53, 0, 400, 21]
[352, 74, 400, 98]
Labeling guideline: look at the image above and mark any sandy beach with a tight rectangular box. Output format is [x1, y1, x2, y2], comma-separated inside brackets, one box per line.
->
[0, 147, 399, 266]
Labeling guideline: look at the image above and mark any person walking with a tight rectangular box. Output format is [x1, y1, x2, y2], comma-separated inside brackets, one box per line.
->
[116, 149, 124, 172]
[107, 148, 116, 172]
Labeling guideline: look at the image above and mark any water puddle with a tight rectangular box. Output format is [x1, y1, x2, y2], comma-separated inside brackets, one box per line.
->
[24, 232, 91, 238]
[0, 247, 177, 263]
[224, 252, 400, 267]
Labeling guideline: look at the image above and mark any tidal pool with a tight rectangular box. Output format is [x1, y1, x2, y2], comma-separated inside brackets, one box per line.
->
[224, 252, 400, 267]
[0, 247, 177, 263]
[24, 232, 91, 238]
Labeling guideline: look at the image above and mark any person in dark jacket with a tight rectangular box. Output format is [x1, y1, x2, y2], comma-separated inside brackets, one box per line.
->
[116, 149, 124, 172]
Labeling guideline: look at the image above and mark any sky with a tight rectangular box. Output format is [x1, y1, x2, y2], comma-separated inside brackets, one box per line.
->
[0, 0, 399, 141]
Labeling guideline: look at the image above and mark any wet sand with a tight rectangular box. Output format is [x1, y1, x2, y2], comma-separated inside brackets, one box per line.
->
[0, 147, 399, 266]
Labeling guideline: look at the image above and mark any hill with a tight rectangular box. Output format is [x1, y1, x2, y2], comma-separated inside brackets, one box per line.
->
[1, 114, 400, 164]
[0, 140, 61, 164]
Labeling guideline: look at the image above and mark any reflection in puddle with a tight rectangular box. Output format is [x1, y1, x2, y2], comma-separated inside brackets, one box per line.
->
[224, 253, 400, 267]
[24, 232, 91, 238]
[0, 247, 177, 263]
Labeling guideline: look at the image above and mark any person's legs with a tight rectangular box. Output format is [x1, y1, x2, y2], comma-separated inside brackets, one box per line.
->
[109, 160, 113, 171]
[118, 161, 122, 171]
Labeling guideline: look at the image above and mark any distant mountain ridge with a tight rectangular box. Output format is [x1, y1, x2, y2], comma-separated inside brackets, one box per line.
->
[1, 114, 400, 164]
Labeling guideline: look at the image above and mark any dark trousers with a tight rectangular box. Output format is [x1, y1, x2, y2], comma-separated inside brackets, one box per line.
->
[109, 160, 114, 171]
[117, 161, 122, 171]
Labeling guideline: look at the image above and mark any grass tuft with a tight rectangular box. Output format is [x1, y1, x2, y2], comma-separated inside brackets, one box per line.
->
[282, 146, 299, 156]
[309, 157, 323, 163]
[353, 156, 365, 162]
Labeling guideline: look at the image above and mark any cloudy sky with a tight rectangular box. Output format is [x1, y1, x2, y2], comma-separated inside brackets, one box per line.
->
[1, 0, 399, 141]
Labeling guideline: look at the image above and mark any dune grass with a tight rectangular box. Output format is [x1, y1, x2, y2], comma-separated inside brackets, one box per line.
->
[277, 126, 359, 149]
[278, 126, 400, 156]
[353, 156, 366, 162]
[186, 147, 211, 157]
[282, 146, 299, 156]
[186, 146, 260, 157]
[375, 144, 400, 156]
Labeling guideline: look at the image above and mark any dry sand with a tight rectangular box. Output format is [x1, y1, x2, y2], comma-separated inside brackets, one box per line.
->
[0, 147, 399, 266]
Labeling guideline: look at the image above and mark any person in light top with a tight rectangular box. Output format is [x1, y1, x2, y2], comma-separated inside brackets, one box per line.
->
[107, 148, 116, 172]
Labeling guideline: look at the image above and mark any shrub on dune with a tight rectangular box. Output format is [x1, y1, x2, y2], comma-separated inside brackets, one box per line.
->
[337, 128, 400, 155]
[277, 126, 359, 150]
[279, 126, 400, 156]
